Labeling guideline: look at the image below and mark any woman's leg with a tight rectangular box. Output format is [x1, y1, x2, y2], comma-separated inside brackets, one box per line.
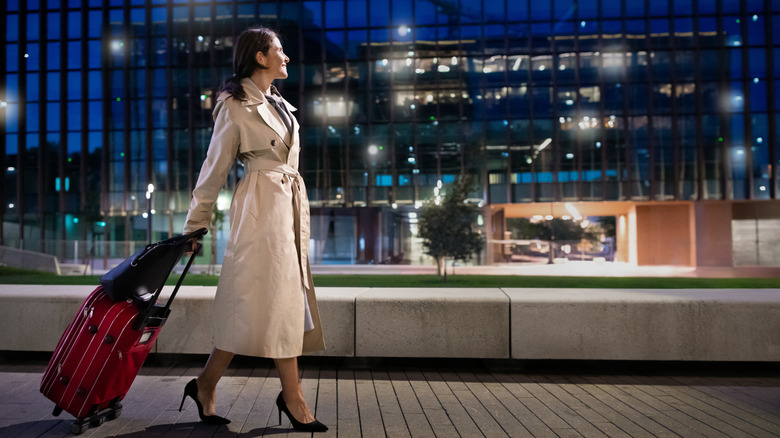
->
[195, 347, 235, 416]
[274, 356, 316, 423]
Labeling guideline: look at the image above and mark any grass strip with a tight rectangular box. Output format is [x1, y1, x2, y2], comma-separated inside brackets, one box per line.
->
[0, 266, 777, 288]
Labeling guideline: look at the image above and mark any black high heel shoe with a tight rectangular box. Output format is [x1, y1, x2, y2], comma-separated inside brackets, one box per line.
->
[276, 392, 328, 432]
[179, 379, 231, 425]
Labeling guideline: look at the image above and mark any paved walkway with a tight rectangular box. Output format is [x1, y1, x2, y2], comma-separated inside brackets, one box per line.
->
[2, 358, 779, 437]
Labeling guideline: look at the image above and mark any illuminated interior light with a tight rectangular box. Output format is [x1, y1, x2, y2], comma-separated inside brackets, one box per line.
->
[512, 57, 522, 70]
[368, 145, 378, 155]
[415, 68, 425, 74]
[483, 67, 492, 73]
[451, 56, 457, 65]
[565, 202, 582, 220]
[437, 65, 450, 73]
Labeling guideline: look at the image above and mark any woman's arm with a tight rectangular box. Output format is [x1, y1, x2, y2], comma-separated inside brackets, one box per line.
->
[183, 97, 240, 235]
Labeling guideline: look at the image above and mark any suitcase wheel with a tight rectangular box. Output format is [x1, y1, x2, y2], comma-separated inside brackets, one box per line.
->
[70, 422, 87, 435]
[89, 416, 105, 427]
[106, 406, 122, 421]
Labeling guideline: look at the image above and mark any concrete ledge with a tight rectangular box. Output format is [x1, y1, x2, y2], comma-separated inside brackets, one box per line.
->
[1, 286, 779, 361]
[504, 288, 780, 361]
[0, 246, 61, 274]
[355, 288, 509, 358]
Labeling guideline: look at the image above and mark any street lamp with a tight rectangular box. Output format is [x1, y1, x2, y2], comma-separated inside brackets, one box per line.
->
[146, 183, 154, 244]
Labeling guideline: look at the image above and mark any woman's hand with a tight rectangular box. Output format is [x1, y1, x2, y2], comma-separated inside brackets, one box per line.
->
[185, 238, 200, 255]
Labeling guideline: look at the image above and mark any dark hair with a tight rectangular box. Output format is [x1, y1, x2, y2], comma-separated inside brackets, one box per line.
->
[218, 27, 279, 101]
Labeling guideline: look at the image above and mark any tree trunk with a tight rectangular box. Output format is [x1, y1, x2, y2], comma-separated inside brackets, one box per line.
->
[441, 257, 447, 282]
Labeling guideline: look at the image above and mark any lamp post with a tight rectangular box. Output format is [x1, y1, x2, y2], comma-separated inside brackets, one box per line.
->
[547, 216, 555, 264]
[146, 183, 154, 244]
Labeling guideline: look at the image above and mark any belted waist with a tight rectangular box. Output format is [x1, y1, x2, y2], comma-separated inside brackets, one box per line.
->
[243, 158, 299, 178]
[242, 156, 310, 289]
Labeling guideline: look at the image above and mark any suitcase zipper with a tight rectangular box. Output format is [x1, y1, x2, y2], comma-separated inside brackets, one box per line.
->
[119, 351, 122, 360]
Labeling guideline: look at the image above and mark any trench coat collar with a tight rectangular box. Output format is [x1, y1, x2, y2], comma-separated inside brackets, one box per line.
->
[239, 78, 298, 148]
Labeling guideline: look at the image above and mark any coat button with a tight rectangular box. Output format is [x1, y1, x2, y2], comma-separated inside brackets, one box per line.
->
[271, 140, 277, 147]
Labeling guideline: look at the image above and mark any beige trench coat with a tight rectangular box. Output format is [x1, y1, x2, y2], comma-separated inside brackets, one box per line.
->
[183, 78, 325, 358]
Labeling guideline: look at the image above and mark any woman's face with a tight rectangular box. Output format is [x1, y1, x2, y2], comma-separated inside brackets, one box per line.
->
[258, 37, 290, 80]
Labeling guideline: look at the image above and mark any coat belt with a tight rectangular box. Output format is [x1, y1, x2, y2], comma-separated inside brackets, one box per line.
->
[242, 158, 310, 289]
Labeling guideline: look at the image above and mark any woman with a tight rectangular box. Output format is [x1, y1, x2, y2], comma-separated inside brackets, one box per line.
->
[181, 27, 327, 432]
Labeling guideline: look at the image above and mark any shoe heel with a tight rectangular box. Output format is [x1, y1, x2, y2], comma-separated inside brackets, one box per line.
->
[179, 392, 186, 412]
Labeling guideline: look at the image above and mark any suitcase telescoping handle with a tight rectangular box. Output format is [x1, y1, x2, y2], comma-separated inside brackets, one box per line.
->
[134, 228, 206, 331]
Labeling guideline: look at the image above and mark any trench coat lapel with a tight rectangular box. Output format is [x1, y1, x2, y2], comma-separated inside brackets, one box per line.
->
[240, 78, 292, 147]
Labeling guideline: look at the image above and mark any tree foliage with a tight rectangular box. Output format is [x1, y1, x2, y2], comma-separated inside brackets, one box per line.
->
[417, 177, 484, 280]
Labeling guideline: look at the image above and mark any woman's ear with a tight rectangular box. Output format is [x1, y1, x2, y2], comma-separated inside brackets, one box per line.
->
[255, 51, 266, 68]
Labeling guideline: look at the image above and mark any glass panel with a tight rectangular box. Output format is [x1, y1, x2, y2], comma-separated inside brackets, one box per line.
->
[45, 42, 60, 70]
[369, 0, 388, 26]
[46, 72, 60, 100]
[67, 71, 80, 100]
[27, 103, 40, 131]
[27, 72, 40, 101]
[27, 43, 41, 71]
[47, 102, 60, 131]
[68, 11, 81, 39]
[7, 14, 19, 42]
[28, 13, 40, 41]
[47, 12, 60, 39]
[751, 114, 770, 199]
[88, 10, 101, 38]
[6, 43, 18, 72]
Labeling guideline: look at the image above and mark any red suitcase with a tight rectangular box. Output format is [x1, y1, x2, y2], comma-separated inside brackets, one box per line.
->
[40, 230, 205, 435]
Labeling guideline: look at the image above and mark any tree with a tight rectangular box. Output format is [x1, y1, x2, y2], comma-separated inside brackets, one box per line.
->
[418, 177, 484, 281]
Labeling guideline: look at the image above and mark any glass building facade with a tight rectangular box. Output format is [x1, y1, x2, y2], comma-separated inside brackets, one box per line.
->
[2, 0, 780, 265]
